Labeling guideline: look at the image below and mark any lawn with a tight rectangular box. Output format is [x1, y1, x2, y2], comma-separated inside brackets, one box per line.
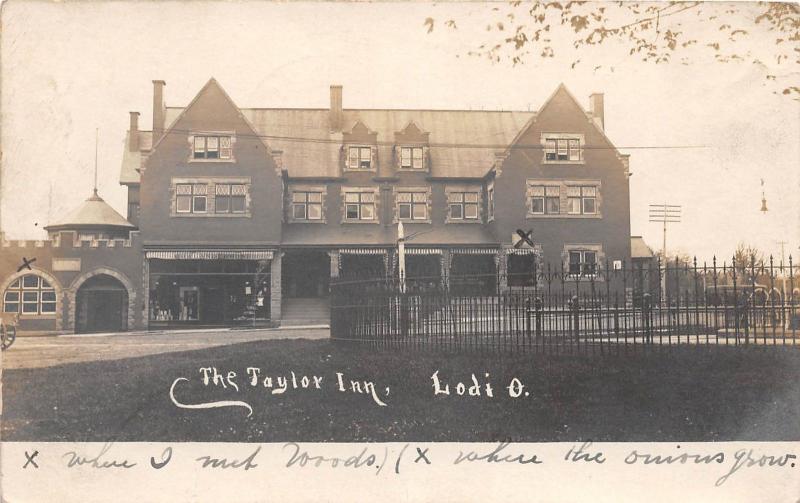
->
[2, 339, 799, 442]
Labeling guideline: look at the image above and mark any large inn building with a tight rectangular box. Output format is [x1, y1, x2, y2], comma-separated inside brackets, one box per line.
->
[1, 78, 651, 333]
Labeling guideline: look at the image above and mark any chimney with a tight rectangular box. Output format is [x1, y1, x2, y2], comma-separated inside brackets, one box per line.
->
[329, 85, 343, 132]
[590, 93, 604, 130]
[152, 80, 166, 140]
[128, 111, 140, 152]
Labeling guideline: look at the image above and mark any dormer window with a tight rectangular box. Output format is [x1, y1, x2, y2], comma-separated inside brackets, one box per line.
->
[193, 135, 232, 160]
[347, 146, 373, 170]
[542, 134, 584, 163]
[400, 147, 424, 170]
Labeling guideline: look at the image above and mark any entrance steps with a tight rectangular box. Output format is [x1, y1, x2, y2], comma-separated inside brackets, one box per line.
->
[281, 298, 330, 326]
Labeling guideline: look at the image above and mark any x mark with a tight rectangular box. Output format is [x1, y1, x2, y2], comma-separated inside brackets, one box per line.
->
[514, 229, 534, 249]
[23, 450, 39, 469]
[414, 447, 431, 465]
[17, 257, 37, 272]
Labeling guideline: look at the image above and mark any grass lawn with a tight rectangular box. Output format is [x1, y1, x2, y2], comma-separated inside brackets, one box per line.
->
[2, 339, 799, 442]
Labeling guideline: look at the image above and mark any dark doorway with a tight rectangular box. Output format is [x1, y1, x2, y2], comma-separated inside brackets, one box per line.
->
[507, 253, 538, 288]
[450, 254, 497, 295]
[340, 254, 386, 280]
[75, 274, 128, 333]
[283, 250, 330, 298]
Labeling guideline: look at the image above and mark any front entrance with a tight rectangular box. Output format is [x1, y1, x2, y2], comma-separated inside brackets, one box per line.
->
[282, 250, 330, 298]
[450, 253, 497, 295]
[148, 259, 271, 327]
[75, 274, 128, 333]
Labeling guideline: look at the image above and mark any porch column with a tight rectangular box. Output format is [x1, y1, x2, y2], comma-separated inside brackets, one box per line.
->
[441, 250, 451, 288]
[270, 253, 282, 324]
[495, 250, 508, 292]
[142, 258, 150, 330]
[386, 250, 395, 278]
[329, 250, 340, 279]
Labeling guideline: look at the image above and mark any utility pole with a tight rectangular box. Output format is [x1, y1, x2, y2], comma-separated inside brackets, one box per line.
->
[649, 203, 682, 304]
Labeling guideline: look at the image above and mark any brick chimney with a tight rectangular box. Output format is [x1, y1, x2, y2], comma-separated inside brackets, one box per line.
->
[329, 85, 343, 132]
[590, 93, 604, 130]
[152, 80, 166, 140]
[128, 111, 140, 152]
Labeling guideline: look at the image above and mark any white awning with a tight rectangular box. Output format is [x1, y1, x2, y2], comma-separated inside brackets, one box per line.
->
[405, 248, 442, 255]
[450, 248, 499, 255]
[338, 248, 388, 255]
[146, 249, 274, 260]
[506, 248, 538, 255]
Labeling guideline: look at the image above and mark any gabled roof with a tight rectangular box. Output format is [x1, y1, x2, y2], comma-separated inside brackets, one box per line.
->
[45, 191, 135, 231]
[631, 236, 655, 259]
[120, 80, 621, 184]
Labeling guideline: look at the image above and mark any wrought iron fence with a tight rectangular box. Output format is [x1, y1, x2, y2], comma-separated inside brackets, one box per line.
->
[330, 256, 799, 354]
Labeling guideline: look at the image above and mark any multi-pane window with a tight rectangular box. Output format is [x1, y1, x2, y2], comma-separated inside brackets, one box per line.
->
[400, 147, 424, 169]
[193, 135, 232, 160]
[545, 138, 581, 161]
[215, 184, 247, 214]
[176, 184, 208, 213]
[344, 191, 376, 220]
[448, 192, 480, 220]
[3, 275, 56, 315]
[397, 191, 428, 220]
[568, 250, 598, 276]
[567, 186, 597, 215]
[292, 191, 323, 220]
[347, 146, 373, 170]
[529, 185, 560, 215]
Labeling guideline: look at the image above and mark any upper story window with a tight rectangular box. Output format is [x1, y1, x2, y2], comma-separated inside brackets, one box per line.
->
[448, 191, 480, 221]
[176, 183, 208, 213]
[567, 186, 597, 215]
[4, 275, 56, 315]
[292, 191, 323, 220]
[397, 190, 428, 221]
[193, 135, 232, 160]
[344, 190, 376, 221]
[568, 250, 598, 276]
[542, 134, 584, 163]
[529, 185, 560, 215]
[172, 178, 251, 217]
[215, 184, 247, 214]
[347, 146, 373, 170]
[399, 147, 424, 170]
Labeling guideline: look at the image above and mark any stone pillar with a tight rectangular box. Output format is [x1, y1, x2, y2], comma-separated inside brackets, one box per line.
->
[386, 251, 395, 277]
[270, 253, 282, 325]
[495, 250, 508, 292]
[142, 258, 150, 330]
[441, 250, 451, 289]
[329, 250, 340, 279]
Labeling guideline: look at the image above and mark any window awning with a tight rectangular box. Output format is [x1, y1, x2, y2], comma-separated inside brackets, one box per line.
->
[450, 247, 499, 255]
[146, 249, 274, 260]
[338, 248, 388, 255]
[506, 248, 538, 256]
[404, 248, 442, 255]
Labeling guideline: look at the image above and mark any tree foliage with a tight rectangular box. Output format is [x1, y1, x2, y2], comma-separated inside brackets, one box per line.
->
[425, 1, 800, 98]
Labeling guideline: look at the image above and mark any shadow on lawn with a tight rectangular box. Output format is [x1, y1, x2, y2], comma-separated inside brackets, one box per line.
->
[2, 339, 799, 442]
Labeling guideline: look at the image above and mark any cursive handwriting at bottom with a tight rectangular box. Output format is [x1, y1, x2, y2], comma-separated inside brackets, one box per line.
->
[62, 442, 136, 469]
[454, 442, 543, 465]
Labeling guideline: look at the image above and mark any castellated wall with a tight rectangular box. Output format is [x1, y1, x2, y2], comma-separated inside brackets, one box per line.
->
[1, 231, 145, 333]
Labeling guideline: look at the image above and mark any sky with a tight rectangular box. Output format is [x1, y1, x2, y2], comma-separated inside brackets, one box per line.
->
[1, 1, 798, 262]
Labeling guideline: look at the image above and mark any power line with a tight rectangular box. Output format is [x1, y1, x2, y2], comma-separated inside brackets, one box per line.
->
[157, 127, 709, 151]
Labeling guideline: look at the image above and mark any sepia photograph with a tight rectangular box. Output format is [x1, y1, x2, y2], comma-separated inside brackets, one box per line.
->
[0, 0, 798, 500]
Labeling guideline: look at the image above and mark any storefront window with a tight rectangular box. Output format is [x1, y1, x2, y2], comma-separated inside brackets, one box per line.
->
[149, 260, 270, 325]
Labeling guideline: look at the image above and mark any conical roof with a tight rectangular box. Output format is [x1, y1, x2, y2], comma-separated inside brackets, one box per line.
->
[45, 190, 135, 231]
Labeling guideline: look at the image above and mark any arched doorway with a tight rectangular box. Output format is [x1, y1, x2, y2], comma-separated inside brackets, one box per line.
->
[75, 274, 128, 333]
